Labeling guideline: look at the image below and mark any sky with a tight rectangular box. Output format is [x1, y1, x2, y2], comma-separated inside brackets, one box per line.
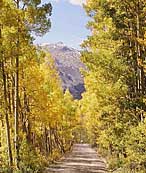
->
[34, 0, 90, 49]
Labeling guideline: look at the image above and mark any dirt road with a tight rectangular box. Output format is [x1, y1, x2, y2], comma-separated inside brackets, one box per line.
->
[45, 144, 107, 173]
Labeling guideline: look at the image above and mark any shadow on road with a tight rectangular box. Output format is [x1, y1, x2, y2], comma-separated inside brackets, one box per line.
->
[45, 144, 107, 173]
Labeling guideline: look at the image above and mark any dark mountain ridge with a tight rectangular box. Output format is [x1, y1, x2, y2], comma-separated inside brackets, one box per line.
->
[41, 42, 85, 99]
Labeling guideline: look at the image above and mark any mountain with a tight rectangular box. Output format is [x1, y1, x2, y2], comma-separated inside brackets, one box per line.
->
[40, 42, 85, 99]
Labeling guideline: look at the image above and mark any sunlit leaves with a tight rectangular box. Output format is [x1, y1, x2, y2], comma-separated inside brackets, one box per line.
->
[81, 0, 146, 172]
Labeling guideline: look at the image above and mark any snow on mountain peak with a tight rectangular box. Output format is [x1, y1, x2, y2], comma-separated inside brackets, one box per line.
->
[40, 42, 85, 99]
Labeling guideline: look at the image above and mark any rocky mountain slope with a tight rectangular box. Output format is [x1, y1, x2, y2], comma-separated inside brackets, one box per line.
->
[41, 42, 85, 99]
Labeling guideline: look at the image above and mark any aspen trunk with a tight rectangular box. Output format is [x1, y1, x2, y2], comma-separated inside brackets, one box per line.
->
[14, 49, 19, 169]
[0, 25, 13, 171]
[14, 0, 20, 168]
[136, 1, 144, 122]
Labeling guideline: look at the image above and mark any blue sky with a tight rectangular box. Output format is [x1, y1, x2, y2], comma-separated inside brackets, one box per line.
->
[34, 0, 90, 49]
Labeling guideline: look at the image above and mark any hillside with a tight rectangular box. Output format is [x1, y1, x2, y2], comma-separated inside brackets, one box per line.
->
[41, 42, 85, 99]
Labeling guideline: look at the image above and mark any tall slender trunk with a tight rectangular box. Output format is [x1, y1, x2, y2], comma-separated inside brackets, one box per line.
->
[45, 127, 49, 155]
[0, 24, 13, 171]
[49, 125, 53, 154]
[136, 1, 144, 122]
[14, 54, 19, 168]
[14, 0, 20, 168]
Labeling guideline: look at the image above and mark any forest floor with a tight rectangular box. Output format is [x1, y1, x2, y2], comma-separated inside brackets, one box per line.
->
[45, 144, 107, 173]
